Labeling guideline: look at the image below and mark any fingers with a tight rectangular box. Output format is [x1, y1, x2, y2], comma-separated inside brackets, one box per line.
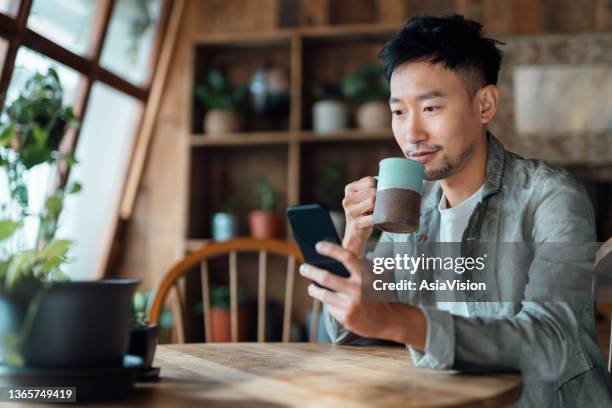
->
[315, 241, 362, 276]
[343, 177, 377, 224]
[344, 176, 377, 194]
[299, 263, 350, 292]
[346, 196, 375, 219]
[307, 283, 344, 308]
[350, 214, 374, 230]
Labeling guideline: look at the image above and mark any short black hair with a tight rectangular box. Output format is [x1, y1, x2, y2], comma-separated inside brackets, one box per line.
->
[378, 14, 503, 97]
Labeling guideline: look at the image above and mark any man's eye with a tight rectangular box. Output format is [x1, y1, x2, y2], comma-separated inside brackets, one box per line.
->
[423, 106, 439, 113]
[391, 110, 403, 116]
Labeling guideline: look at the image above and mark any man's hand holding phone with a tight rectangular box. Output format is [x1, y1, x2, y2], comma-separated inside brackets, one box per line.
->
[299, 240, 426, 350]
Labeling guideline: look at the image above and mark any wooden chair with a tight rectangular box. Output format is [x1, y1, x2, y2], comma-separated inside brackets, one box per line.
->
[147, 237, 321, 343]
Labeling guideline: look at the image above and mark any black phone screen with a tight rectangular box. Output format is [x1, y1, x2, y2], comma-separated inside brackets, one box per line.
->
[286, 204, 350, 278]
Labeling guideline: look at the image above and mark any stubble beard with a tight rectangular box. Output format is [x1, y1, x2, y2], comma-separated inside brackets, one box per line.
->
[424, 140, 476, 181]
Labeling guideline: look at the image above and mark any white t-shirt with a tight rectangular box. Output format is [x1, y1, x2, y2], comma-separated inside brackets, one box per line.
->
[435, 184, 484, 317]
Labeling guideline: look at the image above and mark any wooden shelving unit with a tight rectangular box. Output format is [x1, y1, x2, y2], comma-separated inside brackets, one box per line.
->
[183, 24, 403, 341]
[187, 24, 402, 245]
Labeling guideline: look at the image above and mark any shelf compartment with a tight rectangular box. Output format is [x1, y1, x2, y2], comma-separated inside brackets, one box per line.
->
[188, 145, 289, 240]
[193, 40, 292, 134]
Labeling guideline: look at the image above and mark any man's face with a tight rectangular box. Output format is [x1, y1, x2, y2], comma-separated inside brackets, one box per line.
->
[389, 61, 484, 180]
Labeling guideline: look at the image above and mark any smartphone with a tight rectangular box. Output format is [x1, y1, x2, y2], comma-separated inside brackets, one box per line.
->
[286, 204, 350, 278]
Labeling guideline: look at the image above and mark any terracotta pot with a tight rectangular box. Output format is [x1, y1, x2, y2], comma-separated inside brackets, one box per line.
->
[203, 109, 240, 135]
[210, 308, 249, 342]
[356, 101, 390, 130]
[248, 210, 279, 239]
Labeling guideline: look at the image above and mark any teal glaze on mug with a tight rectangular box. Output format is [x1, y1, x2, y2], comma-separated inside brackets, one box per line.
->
[376, 158, 424, 192]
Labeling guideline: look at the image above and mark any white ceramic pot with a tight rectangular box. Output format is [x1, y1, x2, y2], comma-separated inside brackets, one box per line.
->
[356, 101, 391, 130]
[312, 100, 348, 134]
[204, 110, 240, 135]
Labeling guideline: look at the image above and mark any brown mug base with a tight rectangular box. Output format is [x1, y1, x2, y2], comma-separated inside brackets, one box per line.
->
[374, 221, 418, 234]
[372, 188, 421, 234]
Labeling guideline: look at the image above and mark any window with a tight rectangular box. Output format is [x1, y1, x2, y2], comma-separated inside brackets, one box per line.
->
[0, 0, 169, 279]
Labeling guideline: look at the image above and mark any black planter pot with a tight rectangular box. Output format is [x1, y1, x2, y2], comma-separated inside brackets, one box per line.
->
[0, 279, 139, 368]
[127, 323, 158, 367]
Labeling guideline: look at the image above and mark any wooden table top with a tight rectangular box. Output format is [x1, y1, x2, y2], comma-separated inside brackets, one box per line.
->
[19, 343, 521, 407]
[121, 343, 521, 408]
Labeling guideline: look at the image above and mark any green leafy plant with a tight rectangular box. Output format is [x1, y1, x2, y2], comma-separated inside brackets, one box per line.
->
[131, 289, 151, 327]
[217, 197, 236, 214]
[254, 177, 276, 212]
[314, 163, 347, 212]
[0, 68, 81, 290]
[311, 83, 342, 101]
[341, 63, 389, 105]
[0, 68, 81, 365]
[209, 286, 246, 310]
[194, 70, 247, 112]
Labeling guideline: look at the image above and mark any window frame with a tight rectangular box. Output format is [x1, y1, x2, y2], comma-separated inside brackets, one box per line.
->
[0, 0, 173, 276]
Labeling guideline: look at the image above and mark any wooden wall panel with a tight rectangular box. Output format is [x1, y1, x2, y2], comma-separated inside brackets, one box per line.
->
[542, 0, 596, 33]
[300, 0, 330, 26]
[376, 0, 407, 24]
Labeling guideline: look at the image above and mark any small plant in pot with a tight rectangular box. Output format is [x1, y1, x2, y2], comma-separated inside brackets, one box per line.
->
[248, 177, 279, 239]
[342, 63, 390, 130]
[311, 83, 348, 134]
[0, 68, 139, 372]
[314, 163, 348, 238]
[195, 69, 247, 136]
[208, 286, 248, 342]
[128, 289, 157, 369]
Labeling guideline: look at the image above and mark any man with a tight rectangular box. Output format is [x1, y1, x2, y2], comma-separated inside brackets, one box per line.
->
[298, 14, 612, 407]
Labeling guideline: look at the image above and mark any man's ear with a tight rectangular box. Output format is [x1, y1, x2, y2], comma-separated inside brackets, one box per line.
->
[477, 85, 500, 124]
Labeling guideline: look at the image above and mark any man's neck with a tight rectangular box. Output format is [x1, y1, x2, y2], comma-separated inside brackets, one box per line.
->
[440, 134, 488, 208]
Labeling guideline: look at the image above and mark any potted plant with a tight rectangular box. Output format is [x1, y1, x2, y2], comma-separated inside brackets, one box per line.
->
[209, 286, 248, 342]
[127, 289, 157, 368]
[314, 163, 348, 238]
[0, 68, 139, 369]
[311, 84, 348, 134]
[342, 63, 390, 130]
[211, 198, 238, 241]
[248, 177, 279, 239]
[195, 69, 247, 136]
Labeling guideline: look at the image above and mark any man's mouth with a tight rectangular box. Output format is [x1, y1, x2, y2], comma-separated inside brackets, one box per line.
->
[409, 149, 440, 164]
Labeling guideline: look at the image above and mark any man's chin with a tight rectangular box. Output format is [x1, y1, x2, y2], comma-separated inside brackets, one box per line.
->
[424, 165, 450, 181]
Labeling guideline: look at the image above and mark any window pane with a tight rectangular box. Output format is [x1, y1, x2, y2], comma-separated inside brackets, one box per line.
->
[7, 47, 82, 106]
[58, 83, 142, 280]
[100, 0, 163, 85]
[28, 0, 97, 56]
[0, 48, 81, 250]
[0, 0, 20, 16]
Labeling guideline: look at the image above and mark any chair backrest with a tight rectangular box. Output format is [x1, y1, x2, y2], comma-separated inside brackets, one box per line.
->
[147, 237, 321, 343]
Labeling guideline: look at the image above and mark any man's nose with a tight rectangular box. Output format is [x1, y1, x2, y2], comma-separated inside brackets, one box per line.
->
[402, 114, 428, 146]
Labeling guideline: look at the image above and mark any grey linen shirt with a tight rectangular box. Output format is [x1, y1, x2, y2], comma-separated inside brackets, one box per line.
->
[323, 132, 612, 407]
